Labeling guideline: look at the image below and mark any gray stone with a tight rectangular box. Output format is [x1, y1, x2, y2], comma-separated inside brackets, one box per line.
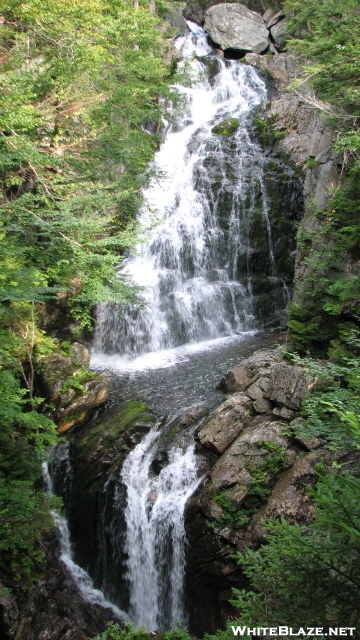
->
[313, 131, 333, 163]
[266, 363, 314, 411]
[219, 348, 282, 392]
[270, 18, 287, 51]
[168, 5, 189, 35]
[0, 583, 18, 639]
[266, 9, 285, 28]
[273, 406, 295, 421]
[197, 393, 252, 454]
[204, 3, 269, 53]
[253, 397, 273, 413]
[247, 381, 264, 400]
[263, 8, 278, 24]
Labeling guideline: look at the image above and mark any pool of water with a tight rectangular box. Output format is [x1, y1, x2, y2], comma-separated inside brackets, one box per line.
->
[91, 330, 286, 417]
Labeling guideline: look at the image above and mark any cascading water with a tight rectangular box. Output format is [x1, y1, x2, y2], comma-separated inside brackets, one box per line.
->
[43, 457, 127, 621]
[121, 430, 202, 630]
[49, 23, 303, 635]
[93, 23, 284, 359]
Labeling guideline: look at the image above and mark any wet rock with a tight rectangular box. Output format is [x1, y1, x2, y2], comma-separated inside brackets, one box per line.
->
[13, 531, 122, 640]
[151, 450, 169, 475]
[197, 393, 253, 454]
[218, 348, 282, 392]
[170, 404, 209, 431]
[266, 362, 314, 411]
[64, 400, 157, 577]
[204, 4, 269, 54]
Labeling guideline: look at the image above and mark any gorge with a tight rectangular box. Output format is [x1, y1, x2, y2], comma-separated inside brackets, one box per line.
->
[46, 20, 303, 637]
[1, 1, 359, 639]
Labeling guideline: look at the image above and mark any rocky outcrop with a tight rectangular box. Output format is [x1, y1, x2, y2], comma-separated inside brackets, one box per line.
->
[243, 52, 343, 304]
[12, 531, 121, 640]
[184, 0, 282, 26]
[204, 4, 269, 54]
[38, 342, 112, 433]
[184, 347, 338, 634]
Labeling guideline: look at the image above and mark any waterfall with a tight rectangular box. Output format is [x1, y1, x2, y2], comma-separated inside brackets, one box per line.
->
[50, 23, 303, 635]
[93, 23, 275, 358]
[42, 458, 127, 621]
[120, 429, 203, 630]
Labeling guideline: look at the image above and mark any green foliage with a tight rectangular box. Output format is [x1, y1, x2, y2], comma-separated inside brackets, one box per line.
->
[212, 118, 239, 137]
[284, 0, 360, 355]
[230, 473, 360, 628]
[93, 623, 193, 640]
[253, 116, 287, 148]
[289, 352, 360, 450]
[285, 0, 360, 122]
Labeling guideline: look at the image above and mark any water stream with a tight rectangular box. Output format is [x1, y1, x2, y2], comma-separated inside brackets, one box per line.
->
[48, 23, 301, 632]
[93, 22, 279, 358]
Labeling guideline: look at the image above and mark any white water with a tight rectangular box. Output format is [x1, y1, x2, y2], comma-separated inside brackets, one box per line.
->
[42, 461, 128, 622]
[93, 23, 270, 358]
[121, 429, 203, 630]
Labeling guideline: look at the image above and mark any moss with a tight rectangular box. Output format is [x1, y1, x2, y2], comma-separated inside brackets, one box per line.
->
[212, 118, 239, 137]
[254, 116, 287, 148]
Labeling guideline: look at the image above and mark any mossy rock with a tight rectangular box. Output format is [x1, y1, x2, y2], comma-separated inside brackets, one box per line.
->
[75, 399, 156, 462]
[212, 118, 239, 137]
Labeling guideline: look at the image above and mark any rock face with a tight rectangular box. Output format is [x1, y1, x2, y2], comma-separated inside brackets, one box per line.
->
[38, 342, 112, 433]
[184, 347, 332, 635]
[12, 532, 121, 640]
[205, 4, 269, 53]
[197, 393, 252, 454]
[243, 53, 343, 303]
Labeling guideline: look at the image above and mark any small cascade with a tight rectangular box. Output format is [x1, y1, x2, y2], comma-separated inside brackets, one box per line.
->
[120, 429, 203, 630]
[42, 458, 127, 622]
[93, 23, 286, 358]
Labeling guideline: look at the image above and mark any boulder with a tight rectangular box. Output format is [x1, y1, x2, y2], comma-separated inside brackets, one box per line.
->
[197, 393, 252, 454]
[266, 363, 314, 411]
[266, 9, 285, 28]
[204, 3, 269, 54]
[57, 371, 112, 433]
[218, 348, 282, 392]
[270, 18, 287, 51]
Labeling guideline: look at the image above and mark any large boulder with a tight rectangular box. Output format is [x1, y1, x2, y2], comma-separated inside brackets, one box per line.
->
[204, 3, 269, 53]
[197, 393, 252, 454]
[266, 362, 314, 411]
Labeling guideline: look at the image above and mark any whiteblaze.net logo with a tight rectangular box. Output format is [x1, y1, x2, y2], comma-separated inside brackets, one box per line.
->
[231, 627, 356, 637]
